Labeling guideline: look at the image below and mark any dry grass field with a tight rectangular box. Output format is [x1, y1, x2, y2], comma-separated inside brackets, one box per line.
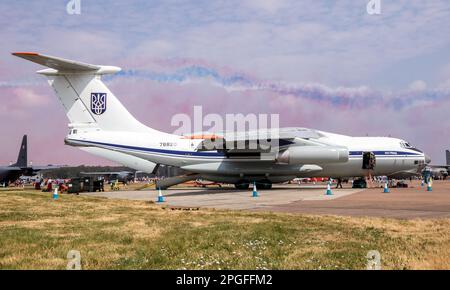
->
[0, 189, 449, 269]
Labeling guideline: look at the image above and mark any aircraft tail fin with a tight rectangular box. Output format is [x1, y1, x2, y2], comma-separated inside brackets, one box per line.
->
[446, 150, 450, 166]
[12, 52, 155, 133]
[14, 135, 27, 168]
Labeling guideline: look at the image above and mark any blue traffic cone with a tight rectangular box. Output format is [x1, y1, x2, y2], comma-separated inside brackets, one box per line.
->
[252, 182, 259, 197]
[53, 188, 59, 200]
[427, 178, 433, 192]
[326, 182, 333, 195]
[383, 182, 389, 193]
[157, 188, 165, 202]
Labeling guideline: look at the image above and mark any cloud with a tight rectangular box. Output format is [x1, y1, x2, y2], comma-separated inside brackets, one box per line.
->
[244, 0, 289, 14]
[14, 88, 50, 106]
[409, 80, 427, 91]
[0, 80, 43, 88]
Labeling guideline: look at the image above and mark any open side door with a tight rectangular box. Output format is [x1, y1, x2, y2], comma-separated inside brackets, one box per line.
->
[362, 152, 376, 170]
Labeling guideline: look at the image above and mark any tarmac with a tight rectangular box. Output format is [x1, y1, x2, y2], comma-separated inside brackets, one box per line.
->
[81, 180, 450, 219]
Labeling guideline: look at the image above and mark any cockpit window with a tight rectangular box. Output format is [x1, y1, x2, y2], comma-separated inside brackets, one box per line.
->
[400, 141, 413, 149]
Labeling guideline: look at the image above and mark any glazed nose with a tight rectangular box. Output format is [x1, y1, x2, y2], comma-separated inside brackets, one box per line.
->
[425, 155, 431, 164]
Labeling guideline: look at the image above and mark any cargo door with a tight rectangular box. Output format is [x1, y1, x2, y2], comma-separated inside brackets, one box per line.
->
[362, 152, 376, 170]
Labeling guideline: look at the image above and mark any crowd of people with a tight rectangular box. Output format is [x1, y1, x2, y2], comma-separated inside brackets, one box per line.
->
[34, 178, 69, 192]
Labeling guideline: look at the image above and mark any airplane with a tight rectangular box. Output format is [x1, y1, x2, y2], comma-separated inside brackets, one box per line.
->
[424, 150, 449, 180]
[13, 52, 431, 189]
[0, 135, 60, 185]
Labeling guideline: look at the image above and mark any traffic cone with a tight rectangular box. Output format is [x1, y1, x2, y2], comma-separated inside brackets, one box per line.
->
[383, 182, 389, 193]
[252, 182, 259, 197]
[427, 178, 433, 192]
[326, 182, 333, 195]
[157, 188, 165, 202]
[420, 179, 424, 187]
[53, 187, 59, 200]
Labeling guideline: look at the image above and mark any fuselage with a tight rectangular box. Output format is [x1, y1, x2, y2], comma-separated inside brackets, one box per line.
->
[65, 127, 427, 184]
[0, 167, 23, 184]
[12, 52, 429, 186]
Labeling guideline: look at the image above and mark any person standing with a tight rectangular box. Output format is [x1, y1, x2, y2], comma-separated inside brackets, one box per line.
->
[336, 178, 343, 189]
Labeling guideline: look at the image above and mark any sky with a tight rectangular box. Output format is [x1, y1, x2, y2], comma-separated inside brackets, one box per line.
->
[0, 0, 449, 165]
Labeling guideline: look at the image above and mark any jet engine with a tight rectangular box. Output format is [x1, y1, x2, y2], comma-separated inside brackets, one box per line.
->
[277, 146, 349, 164]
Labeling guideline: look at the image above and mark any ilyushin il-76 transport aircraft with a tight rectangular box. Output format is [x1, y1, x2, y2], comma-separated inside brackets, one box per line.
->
[13, 52, 430, 189]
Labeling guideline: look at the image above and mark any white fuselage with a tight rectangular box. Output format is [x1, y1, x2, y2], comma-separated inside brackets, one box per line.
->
[65, 127, 427, 184]
[13, 52, 428, 185]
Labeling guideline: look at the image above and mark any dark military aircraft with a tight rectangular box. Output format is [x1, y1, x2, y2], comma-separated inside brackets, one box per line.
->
[0, 135, 60, 185]
[425, 150, 450, 179]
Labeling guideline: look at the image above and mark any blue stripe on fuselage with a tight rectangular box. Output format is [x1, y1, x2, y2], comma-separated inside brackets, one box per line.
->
[349, 151, 421, 156]
[68, 139, 225, 157]
[69, 139, 423, 159]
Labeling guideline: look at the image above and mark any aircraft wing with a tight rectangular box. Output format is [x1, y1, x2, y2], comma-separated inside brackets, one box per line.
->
[14, 165, 65, 176]
[30, 165, 65, 171]
[3, 166, 23, 171]
[80, 171, 132, 175]
[188, 127, 325, 153]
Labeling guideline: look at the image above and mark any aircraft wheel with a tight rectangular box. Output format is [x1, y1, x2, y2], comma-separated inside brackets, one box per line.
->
[260, 182, 272, 189]
[234, 182, 250, 190]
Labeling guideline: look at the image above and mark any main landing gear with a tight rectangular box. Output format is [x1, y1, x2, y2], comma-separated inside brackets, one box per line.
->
[234, 181, 273, 190]
[234, 182, 250, 190]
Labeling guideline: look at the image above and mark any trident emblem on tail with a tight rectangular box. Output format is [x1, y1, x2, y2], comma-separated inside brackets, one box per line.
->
[91, 93, 107, 115]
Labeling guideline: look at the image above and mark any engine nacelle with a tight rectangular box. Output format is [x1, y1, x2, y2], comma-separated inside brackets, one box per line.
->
[277, 146, 349, 164]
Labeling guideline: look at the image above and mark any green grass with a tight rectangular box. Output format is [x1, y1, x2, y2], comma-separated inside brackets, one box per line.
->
[0, 190, 449, 269]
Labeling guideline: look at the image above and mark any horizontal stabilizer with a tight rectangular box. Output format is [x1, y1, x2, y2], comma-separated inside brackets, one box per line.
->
[13, 52, 99, 71]
[12, 52, 121, 75]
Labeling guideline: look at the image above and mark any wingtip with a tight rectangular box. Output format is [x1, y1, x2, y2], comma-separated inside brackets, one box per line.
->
[12, 52, 39, 56]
